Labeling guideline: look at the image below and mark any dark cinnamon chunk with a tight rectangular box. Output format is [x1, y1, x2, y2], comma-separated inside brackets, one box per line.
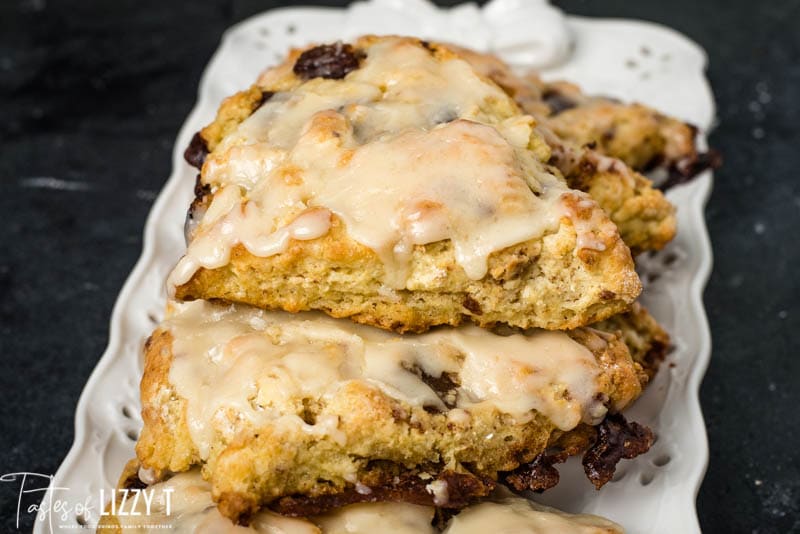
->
[220, 493, 258, 526]
[642, 337, 669, 379]
[185, 174, 212, 243]
[419, 40, 436, 53]
[582, 413, 654, 488]
[183, 132, 209, 169]
[501, 451, 568, 493]
[502, 414, 654, 494]
[269, 471, 494, 517]
[120, 470, 147, 491]
[293, 43, 363, 80]
[660, 149, 723, 190]
[542, 88, 578, 115]
[401, 362, 460, 410]
[193, 174, 210, 200]
[419, 372, 460, 409]
[462, 295, 483, 315]
[256, 90, 275, 110]
[434, 508, 459, 531]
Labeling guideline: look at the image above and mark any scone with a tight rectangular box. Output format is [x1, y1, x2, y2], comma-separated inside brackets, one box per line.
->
[453, 46, 678, 253]
[454, 45, 717, 179]
[171, 36, 641, 333]
[593, 301, 669, 380]
[540, 81, 720, 181]
[135, 300, 655, 522]
[97, 462, 623, 533]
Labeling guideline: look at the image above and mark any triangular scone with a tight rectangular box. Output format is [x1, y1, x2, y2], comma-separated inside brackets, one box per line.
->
[171, 36, 640, 332]
[135, 300, 653, 522]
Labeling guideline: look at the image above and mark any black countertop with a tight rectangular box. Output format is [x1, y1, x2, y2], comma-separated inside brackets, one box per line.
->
[1, 1, 798, 532]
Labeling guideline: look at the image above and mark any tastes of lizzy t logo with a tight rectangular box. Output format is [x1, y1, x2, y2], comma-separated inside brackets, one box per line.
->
[1, 472, 172, 531]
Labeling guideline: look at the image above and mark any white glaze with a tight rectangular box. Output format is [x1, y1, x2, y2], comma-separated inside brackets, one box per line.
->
[444, 491, 623, 534]
[165, 300, 605, 458]
[314, 501, 435, 534]
[169, 37, 597, 290]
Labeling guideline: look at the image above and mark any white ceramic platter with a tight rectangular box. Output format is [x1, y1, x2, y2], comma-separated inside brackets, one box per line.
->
[34, 1, 714, 532]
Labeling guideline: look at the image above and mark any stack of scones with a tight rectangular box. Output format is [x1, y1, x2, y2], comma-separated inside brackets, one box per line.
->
[99, 35, 715, 533]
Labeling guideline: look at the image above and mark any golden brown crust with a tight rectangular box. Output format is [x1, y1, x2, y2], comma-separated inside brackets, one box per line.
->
[592, 302, 670, 380]
[135, 330, 198, 474]
[136, 321, 646, 522]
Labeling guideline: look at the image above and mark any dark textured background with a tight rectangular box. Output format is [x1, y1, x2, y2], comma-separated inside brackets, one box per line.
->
[1, 1, 797, 532]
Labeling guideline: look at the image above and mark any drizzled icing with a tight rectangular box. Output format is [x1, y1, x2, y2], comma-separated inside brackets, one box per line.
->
[314, 501, 435, 534]
[111, 470, 621, 534]
[169, 37, 603, 291]
[444, 490, 624, 534]
[164, 300, 607, 459]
